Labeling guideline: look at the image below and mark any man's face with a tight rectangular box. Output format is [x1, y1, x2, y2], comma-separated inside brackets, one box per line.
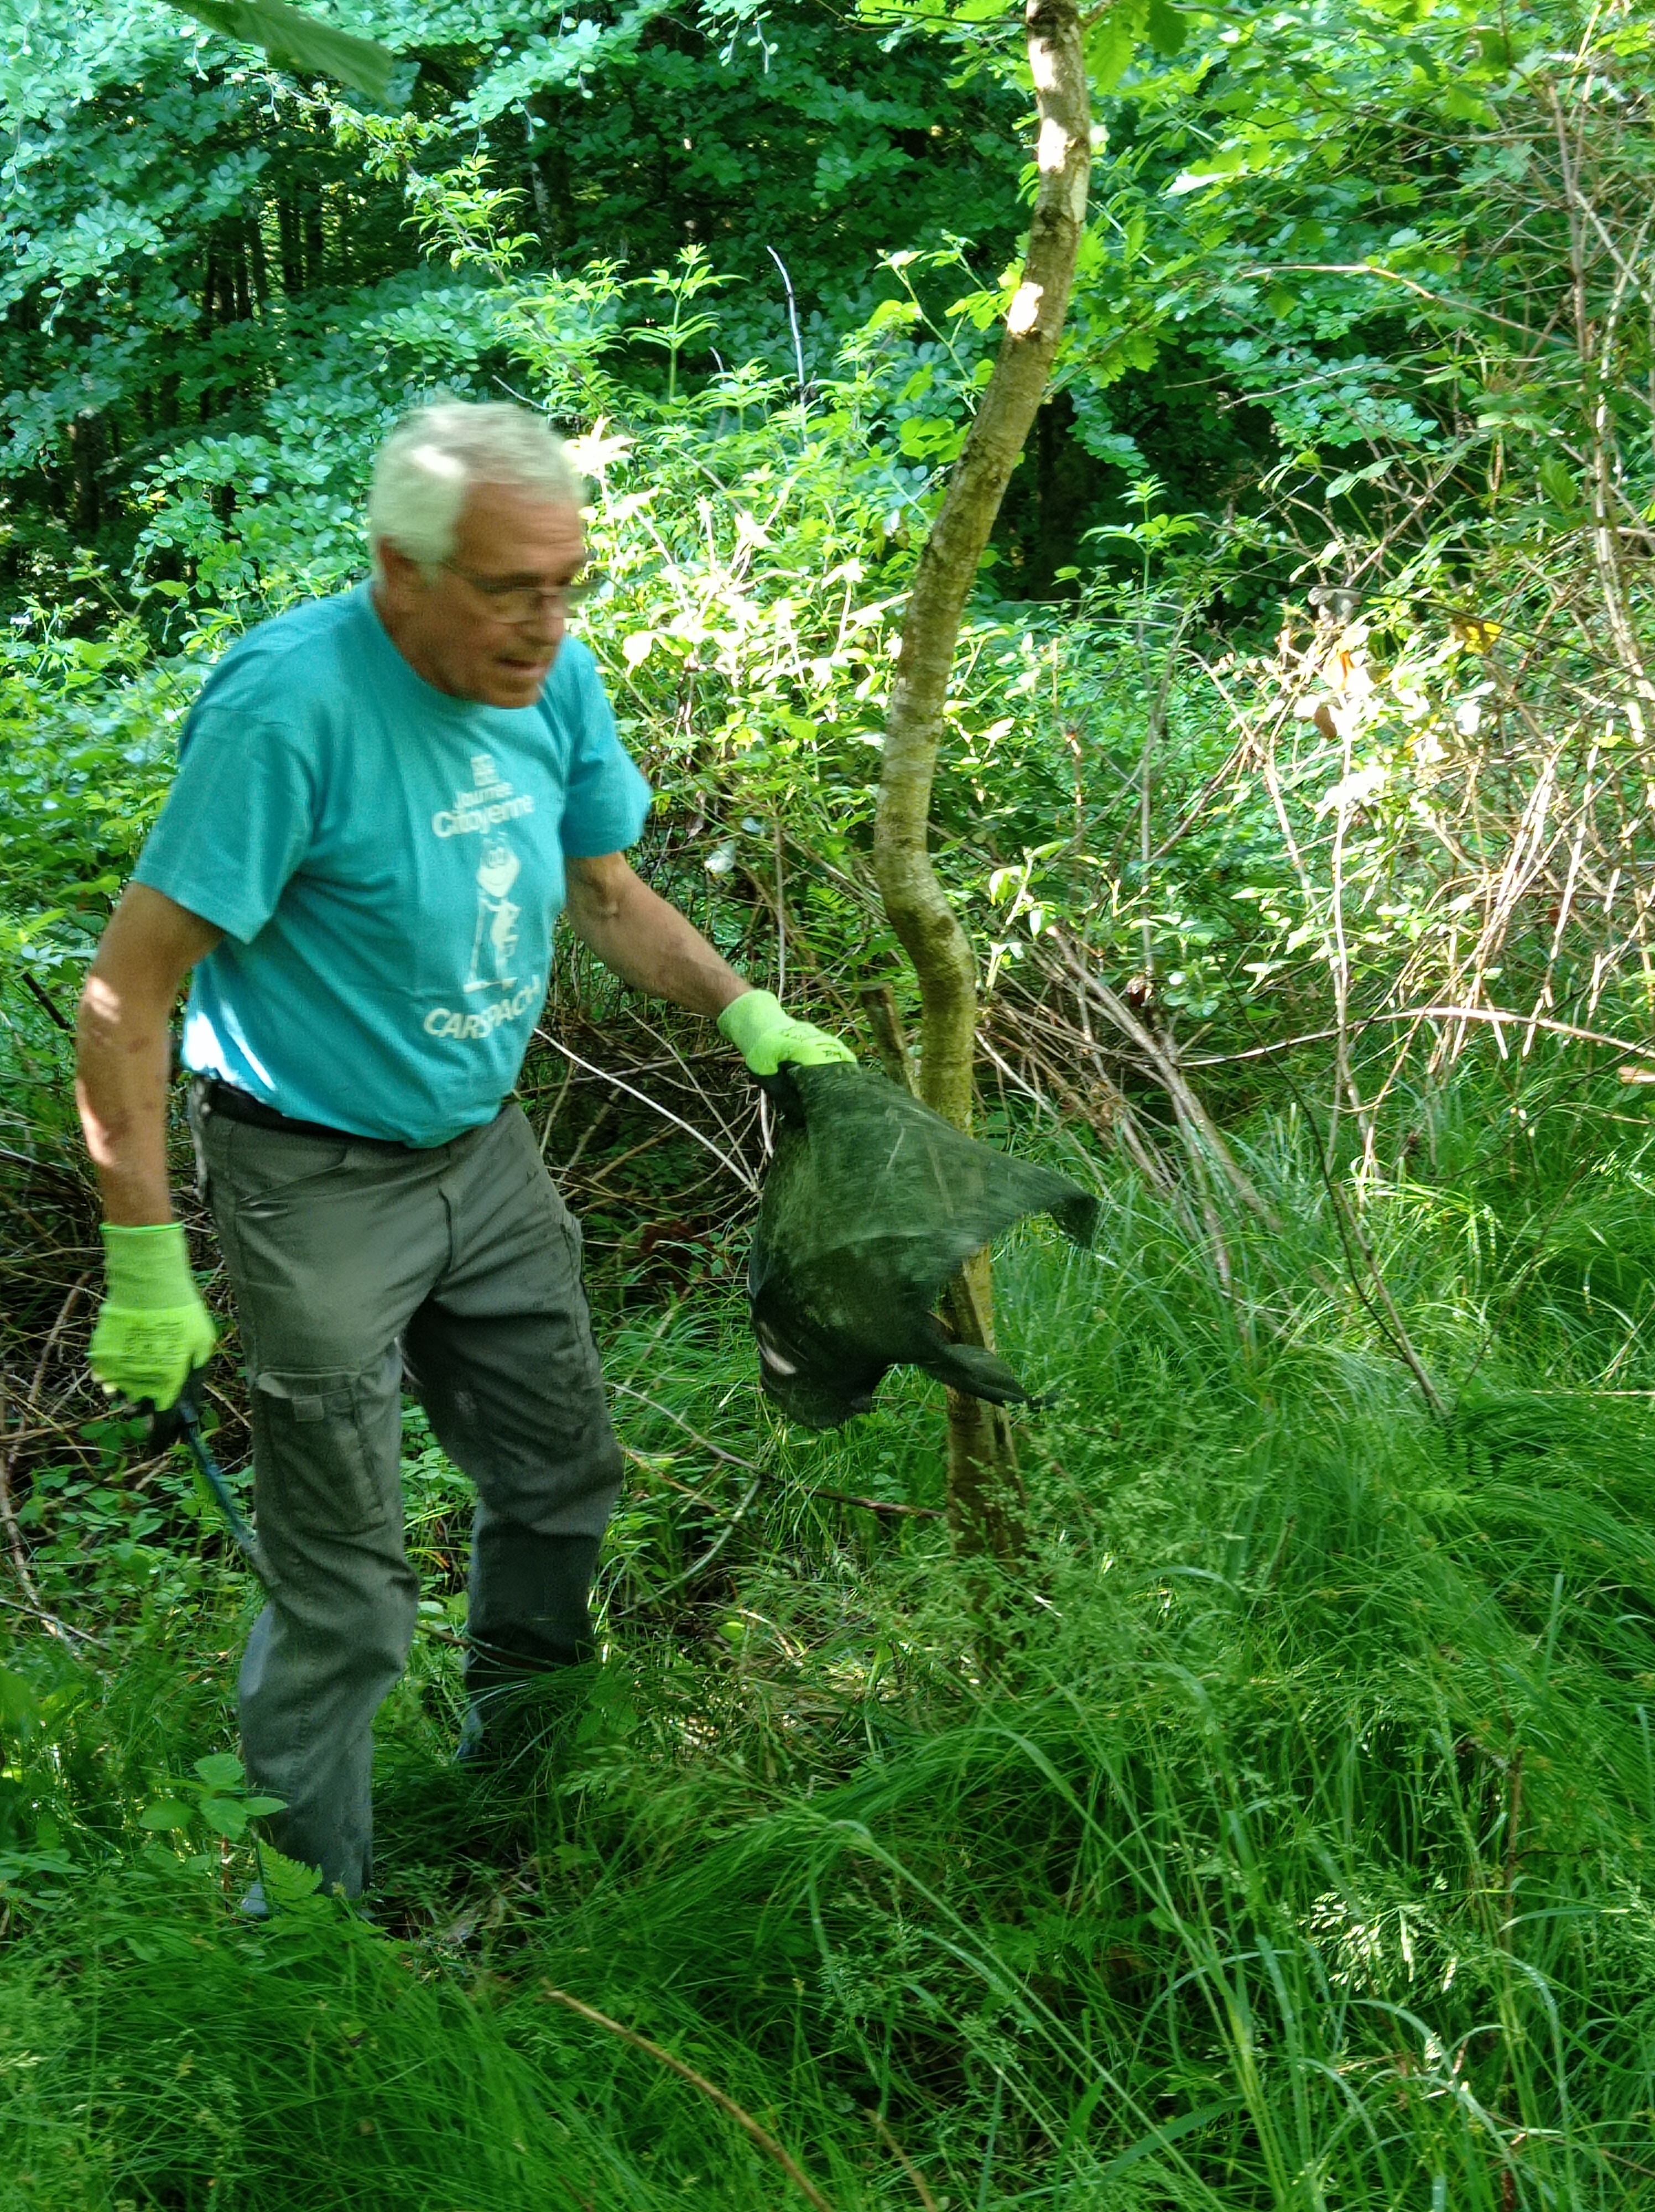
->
[374, 482, 586, 709]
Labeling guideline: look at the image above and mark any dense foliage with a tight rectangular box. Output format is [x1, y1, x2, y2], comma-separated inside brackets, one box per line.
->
[5, 0, 1655, 2203]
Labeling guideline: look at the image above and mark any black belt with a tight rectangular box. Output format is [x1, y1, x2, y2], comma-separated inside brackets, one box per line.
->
[195, 1077, 417, 1154]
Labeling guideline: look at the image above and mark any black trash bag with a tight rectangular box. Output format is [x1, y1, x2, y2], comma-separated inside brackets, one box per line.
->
[747, 1062, 1099, 1428]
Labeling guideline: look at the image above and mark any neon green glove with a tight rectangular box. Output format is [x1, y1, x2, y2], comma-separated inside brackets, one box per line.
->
[717, 989, 856, 1077]
[89, 1224, 217, 1412]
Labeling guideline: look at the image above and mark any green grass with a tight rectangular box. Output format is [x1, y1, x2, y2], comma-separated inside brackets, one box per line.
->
[6, 1068, 1655, 2209]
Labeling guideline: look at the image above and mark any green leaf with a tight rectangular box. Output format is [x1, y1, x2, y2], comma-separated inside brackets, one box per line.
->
[259, 1846, 325, 1907]
[241, 1796, 287, 1818]
[138, 1801, 194, 1831]
[1086, 0, 1147, 92]
[1145, 0, 1186, 59]
[864, 298, 923, 336]
[0, 1668, 40, 1731]
[194, 1752, 245, 1790]
[159, 0, 404, 104]
[1439, 82, 1498, 126]
[199, 1797, 250, 1840]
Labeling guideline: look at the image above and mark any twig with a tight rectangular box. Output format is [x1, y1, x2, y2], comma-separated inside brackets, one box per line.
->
[574, 1121, 680, 1196]
[1183, 1004, 1655, 1067]
[19, 972, 74, 1034]
[774, 816, 788, 1000]
[808, 1489, 943, 1522]
[1261, 1047, 1448, 1420]
[540, 1985, 838, 2212]
[0, 1146, 93, 1198]
[1238, 260, 1558, 343]
[867, 2111, 941, 2211]
[1054, 935, 1277, 1225]
[622, 1445, 737, 1516]
[611, 1382, 943, 1519]
[767, 245, 810, 413]
[610, 1380, 766, 1474]
[29, 1276, 87, 1407]
[0, 1591, 107, 1649]
[862, 984, 919, 1097]
[535, 1030, 760, 1193]
[0, 1383, 44, 1608]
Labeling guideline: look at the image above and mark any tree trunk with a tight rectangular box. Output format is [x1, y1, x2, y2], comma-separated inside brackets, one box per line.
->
[68, 410, 106, 538]
[247, 206, 270, 311]
[871, 0, 1090, 1558]
[232, 222, 253, 322]
[278, 199, 304, 295]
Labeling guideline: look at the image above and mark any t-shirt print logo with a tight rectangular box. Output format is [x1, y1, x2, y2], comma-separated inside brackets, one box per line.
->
[467, 842, 522, 992]
[432, 753, 536, 838]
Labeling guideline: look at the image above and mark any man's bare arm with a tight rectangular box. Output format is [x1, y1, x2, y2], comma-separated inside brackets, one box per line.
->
[563, 852, 748, 1017]
[77, 884, 223, 1226]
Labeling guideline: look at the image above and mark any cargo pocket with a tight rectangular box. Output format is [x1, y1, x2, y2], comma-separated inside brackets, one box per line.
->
[251, 1369, 388, 1537]
[544, 1219, 604, 1438]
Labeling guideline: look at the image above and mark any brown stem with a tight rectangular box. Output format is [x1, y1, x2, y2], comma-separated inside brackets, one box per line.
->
[871, 0, 1090, 1555]
[860, 984, 919, 1096]
[874, 0, 1090, 1131]
[540, 1987, 837, 2212]
[867, 2110, 941, 2211]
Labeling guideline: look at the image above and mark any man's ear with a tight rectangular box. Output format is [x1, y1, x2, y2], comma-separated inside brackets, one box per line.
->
[373, 538, 427, 603]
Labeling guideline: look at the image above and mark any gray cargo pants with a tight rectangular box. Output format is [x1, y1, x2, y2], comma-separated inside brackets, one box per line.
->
[193, 1091, 623, 1896]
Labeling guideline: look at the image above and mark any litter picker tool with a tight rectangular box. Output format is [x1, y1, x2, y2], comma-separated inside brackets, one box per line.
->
[145, 1370, 268, 1586]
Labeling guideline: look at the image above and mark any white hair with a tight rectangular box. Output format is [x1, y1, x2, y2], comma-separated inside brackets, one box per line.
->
[367, 401, 580, 576]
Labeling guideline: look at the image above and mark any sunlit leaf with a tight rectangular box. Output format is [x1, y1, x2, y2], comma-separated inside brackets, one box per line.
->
[1085, 0, 1146, 94]
[139, 1801, 194, 1831]
[0, 1668, 40, 1730]
[160, 0, 404, 103]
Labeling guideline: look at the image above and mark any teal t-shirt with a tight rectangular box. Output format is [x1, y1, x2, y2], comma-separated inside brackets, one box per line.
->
[134, 584, 652, 1146]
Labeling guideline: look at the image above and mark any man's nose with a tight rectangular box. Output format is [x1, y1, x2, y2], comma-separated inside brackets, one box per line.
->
[516, 596, 564, 649]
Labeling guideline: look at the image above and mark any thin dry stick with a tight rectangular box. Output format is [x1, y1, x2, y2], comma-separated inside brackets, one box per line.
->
[1457, 744, 1567, 1046]
[537, 1051, 578, 1159]
[0, 1590, 106, 1648]
[534, 1031, 759, 1192]
[774, 815, 788, 1001]
[1524, 743, 1600, 1055]
[1055, 940, 1276, 1223]
[610, 1381, 942, 1521]
[27, 1275, 88, 1407]
[1184, 1004, 1655, 1067]
[608, 1380, 767, 1475]
[0, 1452, 40, 1603]
[540, 1986, 838, 2212]
[1327, 690, 1358, 1165]
[623, 1002, 756, 1166]
[621, 1446, 734, 1516]
[1328, 1180, 1448, 1420]
[866, 2109, 941, 2211]
[575, 1121, 680, 1195]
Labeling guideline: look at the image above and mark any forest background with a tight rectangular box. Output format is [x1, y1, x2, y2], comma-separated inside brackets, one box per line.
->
[6, 0, 1655, 2204]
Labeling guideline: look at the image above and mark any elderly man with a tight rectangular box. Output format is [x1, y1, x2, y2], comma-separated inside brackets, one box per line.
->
[76, 401, 850, 1900]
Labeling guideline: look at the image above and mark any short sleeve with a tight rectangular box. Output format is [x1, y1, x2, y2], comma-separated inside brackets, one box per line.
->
[133, 709, 316, 944]
[556, 648, 653, 859]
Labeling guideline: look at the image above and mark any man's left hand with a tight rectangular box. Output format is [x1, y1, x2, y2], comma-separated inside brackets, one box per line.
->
[718, 989, 855, 1076]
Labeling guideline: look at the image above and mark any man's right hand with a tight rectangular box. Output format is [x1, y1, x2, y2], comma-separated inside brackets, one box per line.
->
[89, 1223, 217, 1412]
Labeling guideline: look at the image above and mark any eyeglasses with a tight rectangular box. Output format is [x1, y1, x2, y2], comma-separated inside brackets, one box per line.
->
[439, 561, 599, 624]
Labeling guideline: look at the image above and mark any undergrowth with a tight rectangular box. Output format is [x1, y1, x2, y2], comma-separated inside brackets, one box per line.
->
[4, 1060, 1655, 2209]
